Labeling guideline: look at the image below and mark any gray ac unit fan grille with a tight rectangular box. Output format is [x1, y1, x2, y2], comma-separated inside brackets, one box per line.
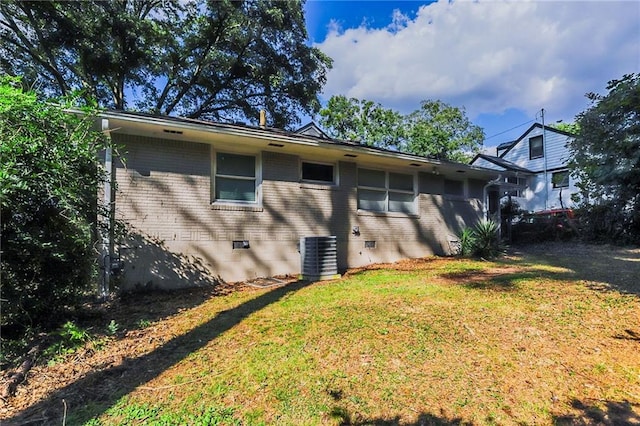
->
[300, 236, 339, 281]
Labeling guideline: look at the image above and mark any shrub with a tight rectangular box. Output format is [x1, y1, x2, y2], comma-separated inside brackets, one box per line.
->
[43, 321, 92, 362]
[457, 220, 502, 259]
[575, 202, 640, 245]
[0, 77, 106, 336]
[458, 227, 477, 257]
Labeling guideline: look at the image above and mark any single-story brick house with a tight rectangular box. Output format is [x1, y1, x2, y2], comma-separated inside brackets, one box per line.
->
[98, 111, 505, 291]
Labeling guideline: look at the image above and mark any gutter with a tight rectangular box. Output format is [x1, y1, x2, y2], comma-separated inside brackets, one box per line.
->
[94, 110, 498, 178]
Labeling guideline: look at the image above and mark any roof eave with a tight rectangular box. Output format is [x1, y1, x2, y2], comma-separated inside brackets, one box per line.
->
[93, 110, 502, 180]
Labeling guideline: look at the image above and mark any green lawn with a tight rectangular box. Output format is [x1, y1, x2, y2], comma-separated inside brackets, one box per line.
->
[5, 244, 640, 425]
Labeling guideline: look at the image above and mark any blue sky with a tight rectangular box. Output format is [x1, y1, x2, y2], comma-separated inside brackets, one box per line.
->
[303, 0, 640, 149]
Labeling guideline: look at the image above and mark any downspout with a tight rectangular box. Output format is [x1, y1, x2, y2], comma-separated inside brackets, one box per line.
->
[100, 118, 114, 298]
[541, 108, 548, 211]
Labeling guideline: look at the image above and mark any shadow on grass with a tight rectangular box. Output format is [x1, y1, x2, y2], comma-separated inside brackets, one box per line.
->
[509, 242, 640, 296]
[330, 399, 640, 426]
[4, 280, 309, 425]
[613, 329, 640, 341]
[442, 270, 538, 291]
[331, 408, 466, 425]
[554, 399, 640, 425]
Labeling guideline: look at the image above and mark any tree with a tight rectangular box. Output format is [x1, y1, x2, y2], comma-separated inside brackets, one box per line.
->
[404, 100, 484, 162]
[318, 95, 403, 148]
[0, 0, 332, 128]
[569, 73, 640, 244]
[319, 96, 484, 162]
[0, 77, 106, 335]
[551, 121, 580, 135]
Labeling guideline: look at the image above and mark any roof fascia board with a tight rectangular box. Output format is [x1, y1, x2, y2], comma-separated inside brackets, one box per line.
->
[476, 154, 534, 175]
[97, 110, 500, 179]
[499, 123, 540, 158]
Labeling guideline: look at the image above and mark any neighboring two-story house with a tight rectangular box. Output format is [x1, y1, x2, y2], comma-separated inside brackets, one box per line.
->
[471, 123, 578, 213]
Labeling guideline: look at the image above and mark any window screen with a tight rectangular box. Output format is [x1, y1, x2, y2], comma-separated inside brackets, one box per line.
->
[358, 189, 386, 211]
[217, 153, 255, 177]
[389, 172, 413, 191]
[357, 168, 415, 214]
[358, 168, 386, 188]
[389, 191, 415, 213]
[529, 136, 543, 159]
[302, 162, 334, 183]
[552, 170, 569, 188]
[215, 153, 256, 202]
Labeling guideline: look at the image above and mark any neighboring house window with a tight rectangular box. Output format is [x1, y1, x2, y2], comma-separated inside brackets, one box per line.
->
[529, 136, 543, 159]
[506, 176, 527, 197]
[301, 161, 335, 184]
[444, 179, 465, 197]
[214, 152, 257, 202]
[358, 168, 415, 214]
[552, 170, 570, 188]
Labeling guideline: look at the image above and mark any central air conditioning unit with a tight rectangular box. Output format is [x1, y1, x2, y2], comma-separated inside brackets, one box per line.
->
[299, 236, 340, 281]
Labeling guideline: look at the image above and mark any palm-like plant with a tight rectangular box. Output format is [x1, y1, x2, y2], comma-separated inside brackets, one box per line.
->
[457, 220, 502, 259]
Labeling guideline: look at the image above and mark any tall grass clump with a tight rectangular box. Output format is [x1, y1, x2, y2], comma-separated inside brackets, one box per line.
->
[457, 220, 502, 259]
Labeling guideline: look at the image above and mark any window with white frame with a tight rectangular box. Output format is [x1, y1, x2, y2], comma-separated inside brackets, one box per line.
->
[357, 168, 415, 214]
[529, 135, 544, 159]
[505, 176, 527, 197]
[301, 161, 335, 184]
[214, 152, 257, 202]
[552, 170, 569, 188]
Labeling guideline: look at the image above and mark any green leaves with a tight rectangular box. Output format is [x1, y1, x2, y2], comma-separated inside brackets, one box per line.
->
[319, 96, 484, 162]
[0, 0, 332, 128]
[405, 100, 484, 162]
[569, 73, 640, 244]
[1, 77, 106, 333]
[318, 96, 403, 148]
[457, 220, 502, 259]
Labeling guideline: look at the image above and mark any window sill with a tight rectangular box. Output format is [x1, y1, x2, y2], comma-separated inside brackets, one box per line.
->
[357, 209, 419, 219]
[211, 203, 263, 212]
[299, 182, 339, 191]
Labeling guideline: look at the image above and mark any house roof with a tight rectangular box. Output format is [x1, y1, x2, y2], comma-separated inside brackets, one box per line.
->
[470, 154, 534, 174]
[95, 110, 503, 180]
[295, 122, 331, 139]
[498, 123, 576, 158]
[496, 140, 515, 150]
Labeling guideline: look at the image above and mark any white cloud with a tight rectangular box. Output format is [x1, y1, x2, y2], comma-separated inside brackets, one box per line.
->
[315, 0, 640, 120]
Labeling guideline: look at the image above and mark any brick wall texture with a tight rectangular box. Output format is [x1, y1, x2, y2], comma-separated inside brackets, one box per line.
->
[112, 134, 483, 290]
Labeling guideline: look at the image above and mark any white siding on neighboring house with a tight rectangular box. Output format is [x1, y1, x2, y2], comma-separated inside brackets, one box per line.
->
[473, 124, 578, 213]
[502, 127, 571, 171]
[519, 171, 577, 212]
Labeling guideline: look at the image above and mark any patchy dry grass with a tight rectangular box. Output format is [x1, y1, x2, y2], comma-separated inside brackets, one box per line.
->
[2, 243, 639, 425]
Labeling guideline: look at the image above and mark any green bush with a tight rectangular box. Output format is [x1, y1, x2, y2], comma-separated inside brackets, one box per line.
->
[472, 220, 502, 258]
[43, 321, 92, 362]
[575, 202, 640, 245]
[457, 220, 502, 259]
[458, 227, 477, 257]
[0, 77, 106, 336]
